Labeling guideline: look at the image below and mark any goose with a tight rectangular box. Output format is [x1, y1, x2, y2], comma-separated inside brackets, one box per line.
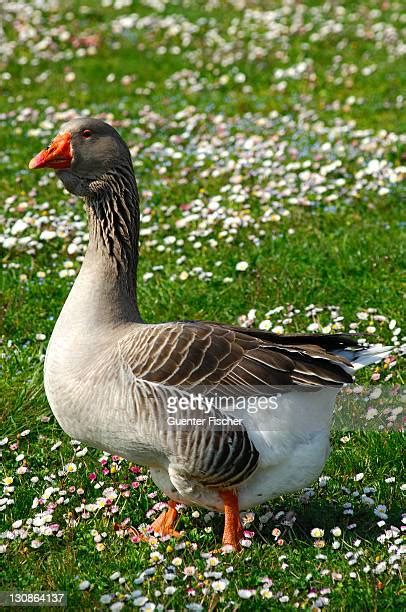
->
[29, 118, 391, 550]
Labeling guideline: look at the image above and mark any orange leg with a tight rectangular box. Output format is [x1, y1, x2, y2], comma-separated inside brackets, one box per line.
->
[220, 490, 244, 551]
[148, 500, 181, 537]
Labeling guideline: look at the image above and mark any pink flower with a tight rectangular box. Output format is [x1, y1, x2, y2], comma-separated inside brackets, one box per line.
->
[130, 466, 140, 474]
[88, 473, 97, 481]
[102, 468, 109, 475]
[131, 481, 140, 489]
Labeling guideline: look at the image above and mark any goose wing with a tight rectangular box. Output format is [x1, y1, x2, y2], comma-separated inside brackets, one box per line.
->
[119, 321, 355, 389]
[117, 321, 355, 491]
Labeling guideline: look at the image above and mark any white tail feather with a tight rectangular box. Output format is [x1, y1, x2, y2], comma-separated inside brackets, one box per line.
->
[334, 345, 392, 372]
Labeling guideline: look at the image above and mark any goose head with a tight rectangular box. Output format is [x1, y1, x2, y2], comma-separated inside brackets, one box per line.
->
[29, 117, 132, 197]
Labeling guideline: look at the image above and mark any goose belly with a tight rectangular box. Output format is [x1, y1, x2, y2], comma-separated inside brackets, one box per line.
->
[236, 389, 336, 509]
[151, 390, 335, 512]
[149, 430, 331, 513]
[237, 429, 330, 510]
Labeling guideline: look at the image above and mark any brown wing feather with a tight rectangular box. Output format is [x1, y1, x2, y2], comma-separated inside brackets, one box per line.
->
[122, 322, 354, 389]
[118, 321, 355, 490]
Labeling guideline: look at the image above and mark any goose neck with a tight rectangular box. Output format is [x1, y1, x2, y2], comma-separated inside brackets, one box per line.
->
[81, 166, 141, 322]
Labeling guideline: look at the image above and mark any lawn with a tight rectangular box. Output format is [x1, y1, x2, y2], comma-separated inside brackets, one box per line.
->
[0, 0, 405, 610]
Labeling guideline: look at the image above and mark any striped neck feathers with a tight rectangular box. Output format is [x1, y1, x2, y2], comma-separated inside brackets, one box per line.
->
[86, 164, 139, 270]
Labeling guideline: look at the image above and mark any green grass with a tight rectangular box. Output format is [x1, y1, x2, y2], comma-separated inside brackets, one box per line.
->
[0, 1, 405, 609]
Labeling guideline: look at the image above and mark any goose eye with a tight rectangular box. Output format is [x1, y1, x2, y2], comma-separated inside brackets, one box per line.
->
[82, 129, 92, 138]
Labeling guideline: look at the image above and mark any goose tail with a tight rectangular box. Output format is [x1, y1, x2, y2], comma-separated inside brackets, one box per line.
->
[333, 344, 393, 372]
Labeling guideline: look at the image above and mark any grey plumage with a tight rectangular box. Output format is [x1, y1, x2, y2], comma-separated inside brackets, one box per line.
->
[29, 117, 392, 519]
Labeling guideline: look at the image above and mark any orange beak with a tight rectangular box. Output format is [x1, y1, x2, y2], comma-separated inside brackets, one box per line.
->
[29, 132, 72, 170]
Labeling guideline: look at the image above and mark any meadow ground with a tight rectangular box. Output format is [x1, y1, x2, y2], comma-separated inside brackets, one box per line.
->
[0, 1, 405, 609]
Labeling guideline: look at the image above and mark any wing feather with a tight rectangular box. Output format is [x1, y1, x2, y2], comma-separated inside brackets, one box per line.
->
[118, 321, 355, 491]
